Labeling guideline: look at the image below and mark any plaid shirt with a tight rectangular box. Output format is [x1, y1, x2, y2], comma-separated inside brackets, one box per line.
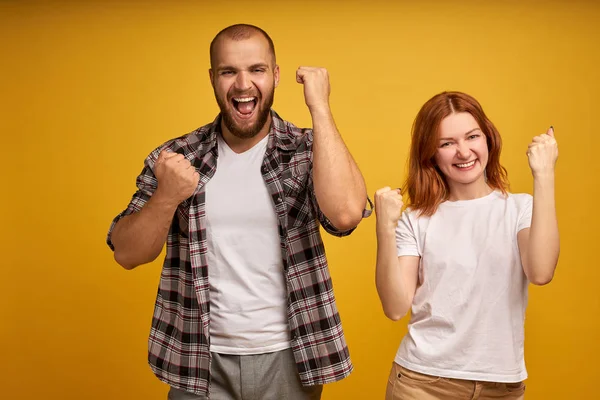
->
[107, 110, 371, 396]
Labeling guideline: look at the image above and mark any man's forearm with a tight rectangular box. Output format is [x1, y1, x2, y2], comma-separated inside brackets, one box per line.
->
[311, 106, 367, 230]
[111, 191, 179, 270]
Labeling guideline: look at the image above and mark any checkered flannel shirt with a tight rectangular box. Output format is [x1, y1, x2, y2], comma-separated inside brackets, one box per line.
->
[107, 110, 371, 396]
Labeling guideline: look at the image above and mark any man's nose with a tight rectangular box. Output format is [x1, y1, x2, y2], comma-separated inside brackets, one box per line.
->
[234, 71, 252, 91]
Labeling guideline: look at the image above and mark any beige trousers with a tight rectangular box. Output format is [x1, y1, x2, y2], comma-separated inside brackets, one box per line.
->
[386, 363, 526, 400]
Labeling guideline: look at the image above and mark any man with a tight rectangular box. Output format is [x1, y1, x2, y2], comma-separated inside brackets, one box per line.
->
[107, 24, 371, 399]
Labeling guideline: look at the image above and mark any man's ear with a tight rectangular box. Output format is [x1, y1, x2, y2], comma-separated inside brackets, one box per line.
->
[209, 69, 214, 87]
[274, 65, 280, 88]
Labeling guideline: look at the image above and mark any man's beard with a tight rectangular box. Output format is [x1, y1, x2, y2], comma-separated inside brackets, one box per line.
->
[216, 90, 275, 139]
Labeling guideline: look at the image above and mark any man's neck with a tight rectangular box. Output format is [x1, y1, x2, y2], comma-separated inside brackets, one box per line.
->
[220, 115, 272, 154]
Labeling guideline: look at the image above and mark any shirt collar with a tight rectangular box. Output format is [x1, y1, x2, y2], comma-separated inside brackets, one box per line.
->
[199, 110, 303, 156]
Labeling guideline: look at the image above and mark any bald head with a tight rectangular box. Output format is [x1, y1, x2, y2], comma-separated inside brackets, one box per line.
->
[209, 24, 276, 69]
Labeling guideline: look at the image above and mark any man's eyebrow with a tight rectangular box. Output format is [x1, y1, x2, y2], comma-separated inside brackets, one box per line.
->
[216, 65, 237, 71]
[248, 63, 269, 69]
[215, 63, 270, 71]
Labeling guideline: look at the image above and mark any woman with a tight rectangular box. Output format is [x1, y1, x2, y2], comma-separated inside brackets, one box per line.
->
[375, 91, 559, 399]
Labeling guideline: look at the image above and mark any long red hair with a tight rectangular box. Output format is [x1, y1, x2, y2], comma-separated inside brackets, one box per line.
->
[403, 91, 509, 216]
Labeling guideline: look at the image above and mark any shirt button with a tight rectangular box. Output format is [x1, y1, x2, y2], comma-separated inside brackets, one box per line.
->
[277, 197, 283, 203]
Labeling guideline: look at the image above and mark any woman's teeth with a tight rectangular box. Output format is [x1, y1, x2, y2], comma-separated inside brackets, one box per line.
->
[456, 160, 476, 168]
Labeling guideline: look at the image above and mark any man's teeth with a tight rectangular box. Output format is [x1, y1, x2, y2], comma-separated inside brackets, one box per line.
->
[456, 160, 476, 168]
[234, 97, 255, 102]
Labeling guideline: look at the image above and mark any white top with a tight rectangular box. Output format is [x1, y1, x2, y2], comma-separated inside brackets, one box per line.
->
[394, 191, 533, 382]
[205, 134, 290, 355]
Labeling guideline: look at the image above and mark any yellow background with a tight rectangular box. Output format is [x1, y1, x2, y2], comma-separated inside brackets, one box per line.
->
[2, 1, 598, 399]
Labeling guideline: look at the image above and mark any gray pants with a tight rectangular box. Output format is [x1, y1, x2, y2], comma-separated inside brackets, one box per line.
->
[168, 348, 323, 400]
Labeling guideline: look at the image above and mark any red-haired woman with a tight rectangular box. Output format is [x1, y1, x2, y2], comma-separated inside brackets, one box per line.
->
[375, 91, 559, 399]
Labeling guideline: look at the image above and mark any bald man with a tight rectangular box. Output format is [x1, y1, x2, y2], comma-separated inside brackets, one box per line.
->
[107, 24, 371, 399]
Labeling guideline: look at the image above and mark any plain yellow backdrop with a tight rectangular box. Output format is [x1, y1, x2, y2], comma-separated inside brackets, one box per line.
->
[2, 1, 598, 399]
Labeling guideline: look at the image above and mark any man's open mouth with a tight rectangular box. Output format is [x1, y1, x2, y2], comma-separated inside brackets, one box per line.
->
[232, 96, 257, 116]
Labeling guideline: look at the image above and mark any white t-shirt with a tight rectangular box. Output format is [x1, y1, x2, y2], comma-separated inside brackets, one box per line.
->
[205, 134, 290, 355]
[394, 190, 533, 382]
